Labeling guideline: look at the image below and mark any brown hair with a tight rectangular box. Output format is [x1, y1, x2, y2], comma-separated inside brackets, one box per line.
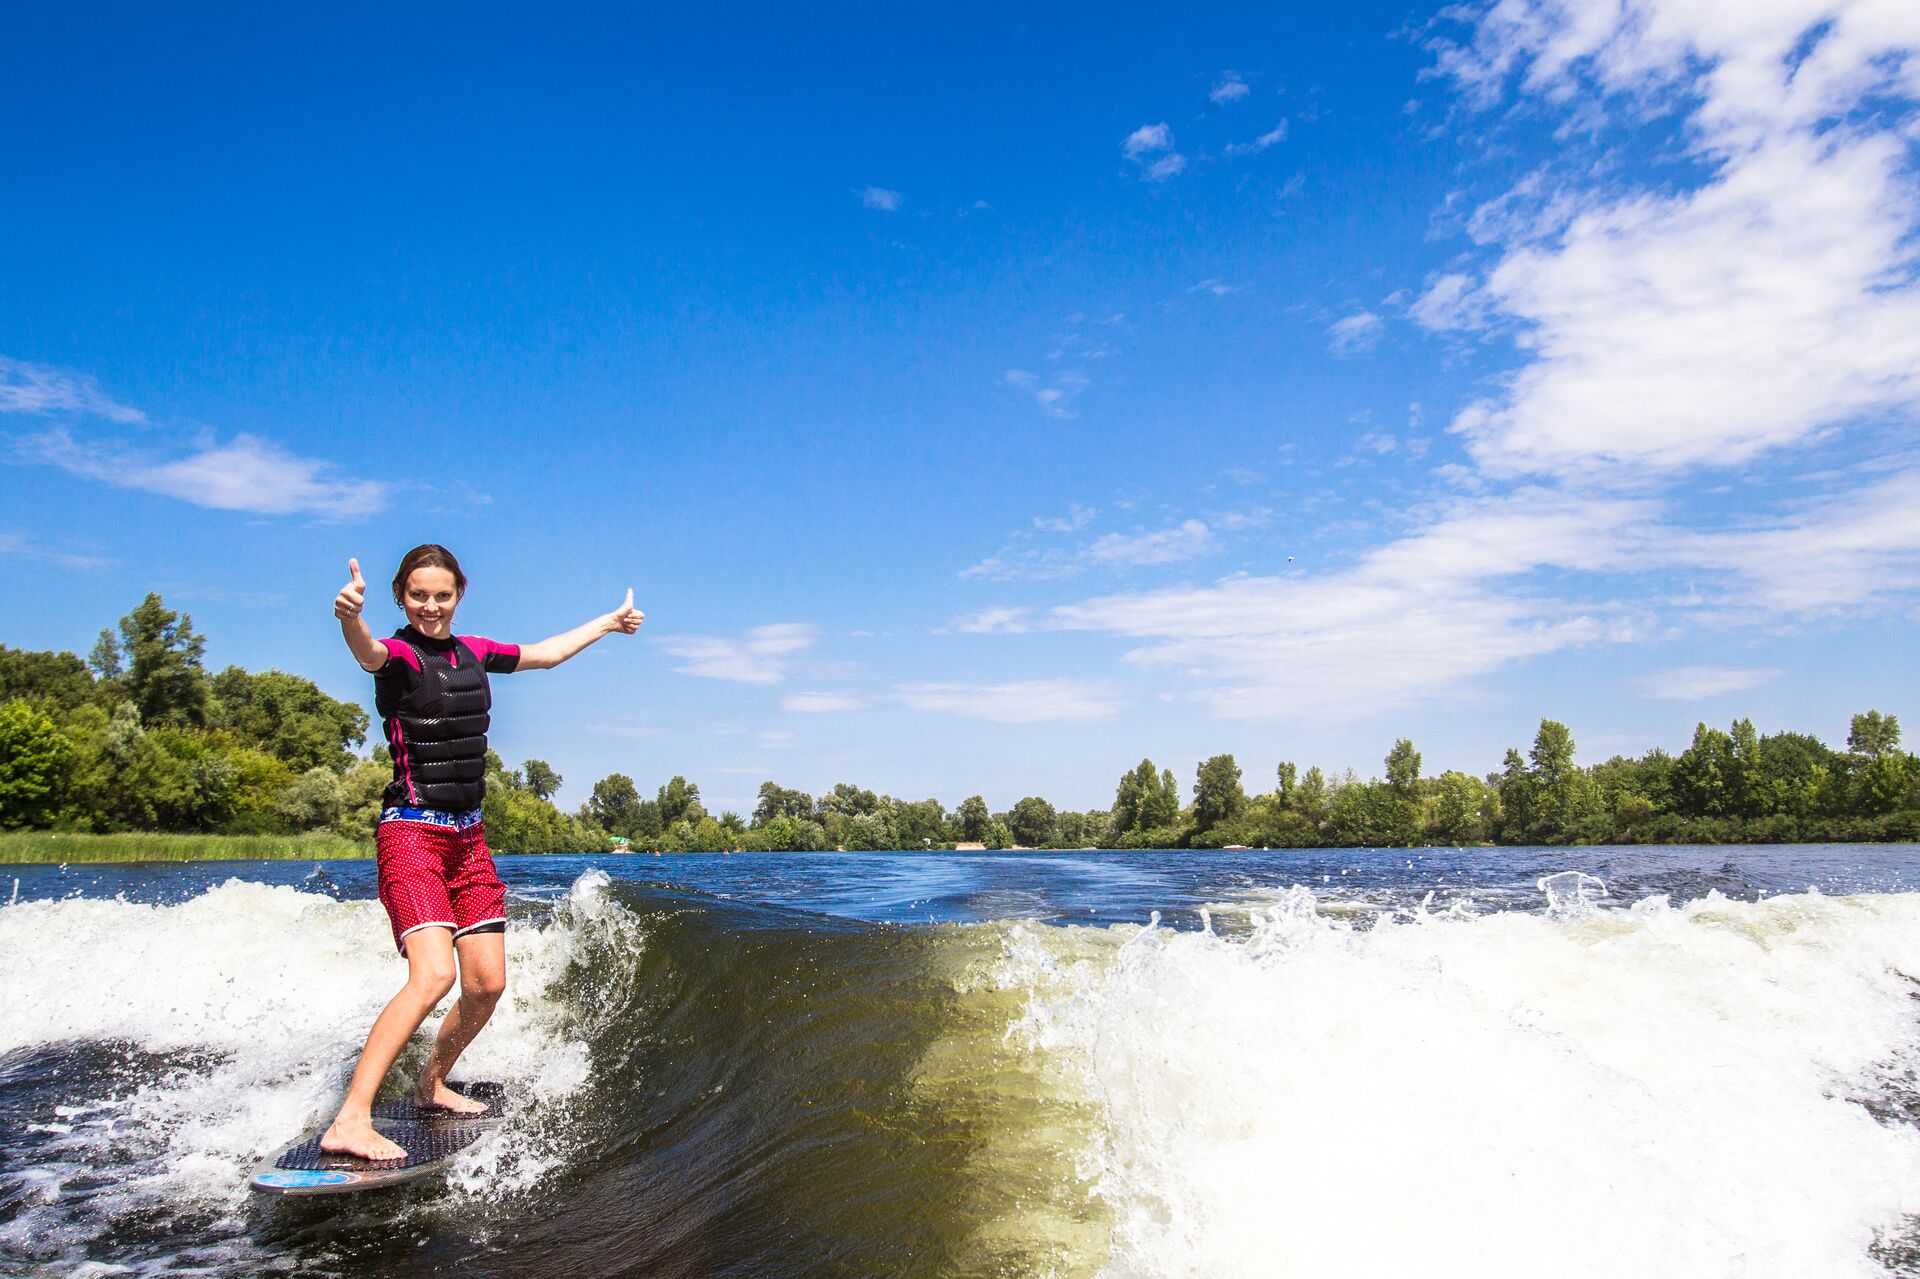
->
[391, 544, 468, 606]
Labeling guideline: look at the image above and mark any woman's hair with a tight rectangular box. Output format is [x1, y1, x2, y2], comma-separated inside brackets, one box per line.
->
[391, 544, 468, 606]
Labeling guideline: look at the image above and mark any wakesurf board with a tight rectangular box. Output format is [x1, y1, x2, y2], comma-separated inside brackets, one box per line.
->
[250, 1082, 508, 1197]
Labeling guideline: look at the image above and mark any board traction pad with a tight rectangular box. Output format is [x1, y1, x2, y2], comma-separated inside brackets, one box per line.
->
[251, 1082, 507, 1193]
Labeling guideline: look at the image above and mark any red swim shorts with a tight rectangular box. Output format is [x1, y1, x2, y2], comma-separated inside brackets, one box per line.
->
[375, 808, 507, 955]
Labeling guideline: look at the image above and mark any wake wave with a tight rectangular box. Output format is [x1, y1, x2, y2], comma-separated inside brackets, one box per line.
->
[1000, 887, 1920, 1278]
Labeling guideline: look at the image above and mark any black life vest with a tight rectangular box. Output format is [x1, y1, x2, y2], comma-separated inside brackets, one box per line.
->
[376, 628, 494, 812]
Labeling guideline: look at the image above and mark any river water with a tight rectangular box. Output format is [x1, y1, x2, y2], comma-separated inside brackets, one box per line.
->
[3, 844, 1919, 1278]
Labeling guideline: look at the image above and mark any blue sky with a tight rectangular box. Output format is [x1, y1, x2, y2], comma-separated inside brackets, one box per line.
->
[4, 1, 1918, 815]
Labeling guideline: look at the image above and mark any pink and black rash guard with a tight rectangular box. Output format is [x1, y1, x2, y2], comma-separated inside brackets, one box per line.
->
[374, 627, 521, 813]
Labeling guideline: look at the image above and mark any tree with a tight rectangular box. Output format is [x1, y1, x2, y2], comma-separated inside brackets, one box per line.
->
[1495, 748, 1535, 839]
[957, 794, 990, 841]
[1111, 759, 1166, 833]
[1294, 766, 1329, 824]
[522, 759, 562, 802]
[819, 782, 880, 820]
[1848, 710, 1901, 759]
[210, 667, 368, 772]
[589, 773, 645, 837]
[275, 766, 346, 831]
[657, 775, 705, 826]
[1385, 739, 1421, 793]
[114, 594, 211, 727]
[1009, 796, 1058, 847]
[1673, 722, 1736, 818]
[751, 814, 829, 851]
[753, 781, 814, 826]
[892, 797, 947, 847]
[0, 700, 76, 828]
[983, 819, 1014, 851]
[1276, 761, 1298, 805]
[1152, 767, 1182, 828]
[1427, 771, 1489, 844]
[1192, 754, 1246, 831]
[0, 646, 97, 711]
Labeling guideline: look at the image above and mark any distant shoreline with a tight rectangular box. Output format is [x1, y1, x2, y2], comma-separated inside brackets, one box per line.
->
[5, 831, 1917, 867]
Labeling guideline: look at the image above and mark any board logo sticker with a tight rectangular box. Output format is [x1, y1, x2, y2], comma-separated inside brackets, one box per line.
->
[254, 1169, 363, 1189]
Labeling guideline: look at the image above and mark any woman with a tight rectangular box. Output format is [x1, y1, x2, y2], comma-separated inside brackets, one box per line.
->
[322, 543, 643, 1161]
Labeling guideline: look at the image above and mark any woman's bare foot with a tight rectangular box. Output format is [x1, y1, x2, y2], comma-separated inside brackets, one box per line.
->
[414, 1080, 488, 1116]
[319, 1115, 407, 1162]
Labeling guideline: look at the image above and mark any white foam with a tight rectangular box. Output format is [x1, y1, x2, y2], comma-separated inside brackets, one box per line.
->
[0, 871, 633, 1261]
[1001, 887, 1920, 1279]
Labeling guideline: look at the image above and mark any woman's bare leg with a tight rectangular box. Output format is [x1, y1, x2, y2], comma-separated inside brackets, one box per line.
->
[320, 927, 458, 1160]
[414, 929, 507, 1114]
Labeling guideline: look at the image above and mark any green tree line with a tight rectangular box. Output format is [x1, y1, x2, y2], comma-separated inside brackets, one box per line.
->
[579, 714, 1919, 851]
[5, 596, 1916, 852]
[0, 594, 601, 852]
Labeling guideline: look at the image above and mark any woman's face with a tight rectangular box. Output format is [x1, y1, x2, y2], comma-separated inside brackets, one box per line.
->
[401, 567, 460, 638]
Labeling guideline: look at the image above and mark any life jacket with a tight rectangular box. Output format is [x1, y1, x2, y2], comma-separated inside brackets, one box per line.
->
[376, 628, 494, 813]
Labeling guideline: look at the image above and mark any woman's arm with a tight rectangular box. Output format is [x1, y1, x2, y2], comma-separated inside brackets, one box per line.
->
[334, 558, 390, 673]
[516, 589, 645, 671]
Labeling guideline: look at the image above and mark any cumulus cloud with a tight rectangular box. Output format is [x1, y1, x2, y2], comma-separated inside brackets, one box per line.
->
[861, 186, 902, 211]
[1210, 72, 1251, 104]
[658, 623, 819, 684]
[1636, 666, 1784, 701]
[1427, 0, 1920, 481]
[896, 679, 1123, 723]
[1122, 122, 1186, 181]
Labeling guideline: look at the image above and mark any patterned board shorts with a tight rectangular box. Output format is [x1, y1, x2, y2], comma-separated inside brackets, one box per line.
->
[375, 806, 507, 955]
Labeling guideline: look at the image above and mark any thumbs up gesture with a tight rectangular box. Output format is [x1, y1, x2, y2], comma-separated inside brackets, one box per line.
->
[610, 587, 645, 635]
[335, 557, 368, 620]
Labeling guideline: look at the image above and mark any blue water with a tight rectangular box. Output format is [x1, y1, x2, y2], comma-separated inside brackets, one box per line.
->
[11, 843, 1919, 925]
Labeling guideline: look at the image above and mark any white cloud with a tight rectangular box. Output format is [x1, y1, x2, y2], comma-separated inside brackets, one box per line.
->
[1189, 278, 1248, 297]
[1636, 666, 1784, 701]
[1224, 121, 1288, 157]
[0, 530, 116, 570]
[1210, 72, 1250, 104]
[953, 606, 1033, 634]
[1034, 504, 1097, 533]
[780, 691, 867, 713]
[896, 679, 1123, 723]
[1660, 467, 1920, 615]
[1328, 311, 1384, 354]
[1429, 0, 1920, 481]
[1123, 122, 1174, 157]
[1122, 122, 1186, 181]
[32, 430, 388, 518]
[583, 722, 659, 738]
[1085, 519, 1217, 567]
[1047, 489, 1654, 719]
[0, 356, 146, 424]
[861, 186, 902, 211]
[659, 623, 819, 684]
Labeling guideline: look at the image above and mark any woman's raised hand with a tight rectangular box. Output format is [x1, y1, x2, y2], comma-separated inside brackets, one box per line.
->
[610, 588, 645, 635]
[335, 558, 367, 620]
